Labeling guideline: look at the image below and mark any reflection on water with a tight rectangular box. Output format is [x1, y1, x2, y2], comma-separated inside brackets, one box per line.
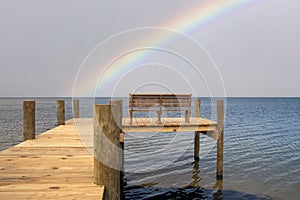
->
[190, 160, 200, 188]
[124, 160, 273, 200]
[213, 180, 223, 200]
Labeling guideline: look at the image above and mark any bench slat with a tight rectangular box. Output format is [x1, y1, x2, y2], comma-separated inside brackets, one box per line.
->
[129, 93, 191, 124]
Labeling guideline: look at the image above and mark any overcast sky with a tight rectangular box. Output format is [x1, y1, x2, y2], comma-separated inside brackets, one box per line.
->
[0, 0, 299, 97]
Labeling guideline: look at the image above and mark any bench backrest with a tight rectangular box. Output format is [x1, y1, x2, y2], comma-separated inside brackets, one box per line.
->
[129, 94, 192, 111]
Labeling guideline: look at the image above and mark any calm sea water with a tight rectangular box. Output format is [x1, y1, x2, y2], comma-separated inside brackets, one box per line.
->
[0, 97, 299, 200]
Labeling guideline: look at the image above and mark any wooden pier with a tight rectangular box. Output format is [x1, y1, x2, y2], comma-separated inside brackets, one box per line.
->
[0, 98, 224, 200]
[0, 119, 104, 200]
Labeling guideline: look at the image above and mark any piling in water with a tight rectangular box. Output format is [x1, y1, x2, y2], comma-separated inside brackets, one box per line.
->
[23, 101, 35, 140]
[194, 131, 200, 160]
[94, 100, 123, 200]
[195, 99, 201, 118]
[73, 99, 79, 118]
[216, 100, 224, 180]
[57, 100, 65, 126]
[194, 99, 201, 160]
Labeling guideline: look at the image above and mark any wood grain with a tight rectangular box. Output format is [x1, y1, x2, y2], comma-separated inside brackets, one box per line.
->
[0, 119, 103, 200]
[23, 101, 35, 141]
[216, 100, 224, 179]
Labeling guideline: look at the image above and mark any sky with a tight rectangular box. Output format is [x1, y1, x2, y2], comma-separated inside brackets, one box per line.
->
[0, 0, 299, 97]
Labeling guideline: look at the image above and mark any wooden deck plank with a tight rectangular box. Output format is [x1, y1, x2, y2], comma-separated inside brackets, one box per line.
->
[122, 117, 218, 139]
[0, 116, 218, 199]
[0, 119, 104, 200]
[71, 117, 218, 138]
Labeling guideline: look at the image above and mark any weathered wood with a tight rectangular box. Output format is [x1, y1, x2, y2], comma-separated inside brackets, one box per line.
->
[119, 132, 124, 143]
[73, 99, 79, 118]
[122, 117, 218, 139]
[94, 104, 122, 200]
[66, 117, 217, 137]
[110, 100, 123, 129]
[129, 93, 192, 124]
[119, 131, 125, 177]
[0, 119, 104, 200]
[195, 99, 201, 118]
[119, 132, 124, 200]
[216, 100, 224, 180]
[185, 110, 190, 123]
[23, 101, 35, 141]
[194, 131, 200, 160]
[57, 100, 65, 126]
[186, 96, 192, 123]
[110, 99, 124, 200]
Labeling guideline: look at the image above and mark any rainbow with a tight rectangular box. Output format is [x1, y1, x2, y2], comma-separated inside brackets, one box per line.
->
[72, 0, 253, 97]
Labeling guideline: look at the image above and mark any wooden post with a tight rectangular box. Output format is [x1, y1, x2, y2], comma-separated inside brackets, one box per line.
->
[119, 132, 124, 200]
[186, 94, 192, 123]
[194, 131, 200, 160]
[110, 100, 124, 200]
[57, 100, 65, 126]
[73, 99, 79, 118]
[158, 95, 162, 124]
[185, 110, 190, 123]
[110, 100, 123, 129]
[94, 101, 122, 200]
[23, 101, 35, 141]
[216, 100, 224, 180]
[194, 99, 201, 160]
[195, 99, 201, 118]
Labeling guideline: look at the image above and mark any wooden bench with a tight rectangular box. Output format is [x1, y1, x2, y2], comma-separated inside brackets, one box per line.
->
[129, 93, 192, 124]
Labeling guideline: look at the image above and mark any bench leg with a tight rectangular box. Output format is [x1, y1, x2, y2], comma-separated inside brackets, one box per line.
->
[185, 110, 190, 123]
[129, 110, 133, 124]
[157, 110, 162, 124]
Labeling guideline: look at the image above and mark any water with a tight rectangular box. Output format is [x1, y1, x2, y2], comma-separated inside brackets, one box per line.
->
[0, 97, 299, 200]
